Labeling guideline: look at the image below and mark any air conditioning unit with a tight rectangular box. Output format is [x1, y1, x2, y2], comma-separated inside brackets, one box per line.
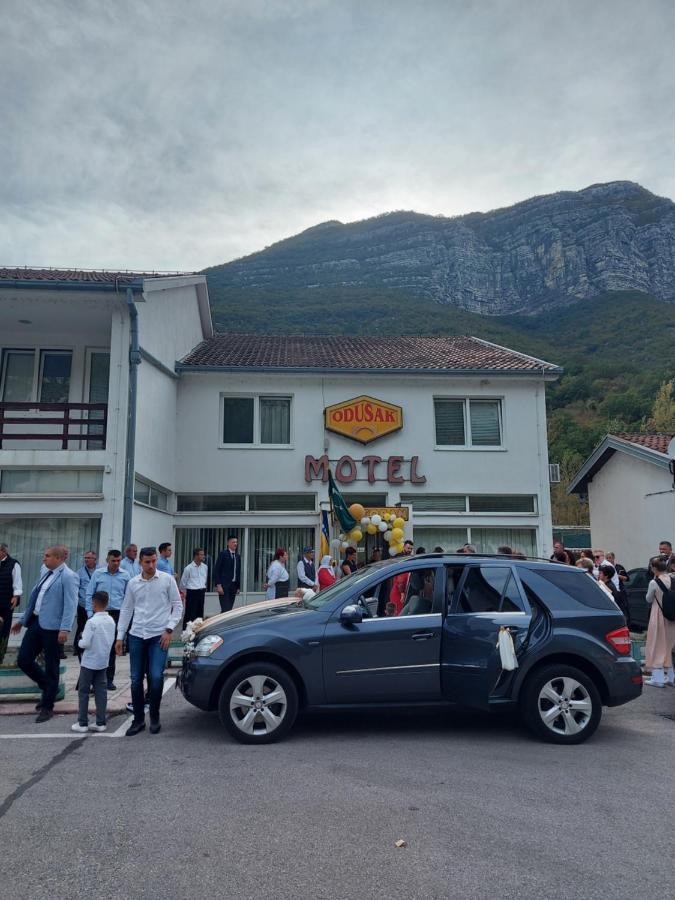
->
[549, 463, 561, 484]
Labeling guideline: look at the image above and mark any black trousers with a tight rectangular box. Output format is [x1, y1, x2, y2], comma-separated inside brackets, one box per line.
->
[0, 599, 14, 664]
[17, 615, 61, 710]
[73, 605, 88, 660]
[183, 589, 206, 627]
[219, 584, 238, 614]
[106, 609, 120, 683]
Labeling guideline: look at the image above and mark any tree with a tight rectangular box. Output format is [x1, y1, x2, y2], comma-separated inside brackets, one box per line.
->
[642, 380, 675, 432]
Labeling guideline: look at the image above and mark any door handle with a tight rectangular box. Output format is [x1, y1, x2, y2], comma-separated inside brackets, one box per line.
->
[412, 631, 434, 640]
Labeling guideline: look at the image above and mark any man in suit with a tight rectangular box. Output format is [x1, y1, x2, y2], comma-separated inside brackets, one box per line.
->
[11, 545, 78, 723]
[214, 534, 241, 613]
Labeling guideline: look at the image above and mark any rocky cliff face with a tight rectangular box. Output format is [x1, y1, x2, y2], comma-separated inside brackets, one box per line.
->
[206, 181, 675, 314]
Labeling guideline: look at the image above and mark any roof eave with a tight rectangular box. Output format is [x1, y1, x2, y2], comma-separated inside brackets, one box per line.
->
[568, 435, 671, 494]
[0, 278, 145, 293]
[175, 363, 562, 378]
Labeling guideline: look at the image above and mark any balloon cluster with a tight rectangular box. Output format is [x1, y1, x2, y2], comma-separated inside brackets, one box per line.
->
[338, 504, 406, 556]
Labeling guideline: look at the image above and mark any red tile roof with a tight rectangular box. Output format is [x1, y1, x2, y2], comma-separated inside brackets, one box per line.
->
[0, 266, 195, 284]
[178, 334, 561, 373]
[612, 433, 673, 455]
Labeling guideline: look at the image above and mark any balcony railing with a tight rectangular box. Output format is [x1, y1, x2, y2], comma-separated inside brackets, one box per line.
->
[0, 402, 108, 450]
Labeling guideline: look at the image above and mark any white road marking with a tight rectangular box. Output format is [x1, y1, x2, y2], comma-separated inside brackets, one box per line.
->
[0, 677, 177, 740]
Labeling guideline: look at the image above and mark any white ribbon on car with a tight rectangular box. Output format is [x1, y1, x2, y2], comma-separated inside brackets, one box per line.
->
[497, 625, 519, 671]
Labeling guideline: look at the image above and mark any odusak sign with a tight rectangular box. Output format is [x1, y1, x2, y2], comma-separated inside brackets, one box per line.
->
[305, 454, 426, 485]
[324, 395, 402, 445]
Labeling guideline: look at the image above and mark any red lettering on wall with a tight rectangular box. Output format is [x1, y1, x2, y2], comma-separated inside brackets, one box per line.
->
[332, 411, 343, 423]
[409, 455, 427, 484]
[361, 455, 382, 484]
[304, 455, 329, 483]
[335, 455, 357, 484]
[386, 410, 395, 422]
[387, 456, 404, 484]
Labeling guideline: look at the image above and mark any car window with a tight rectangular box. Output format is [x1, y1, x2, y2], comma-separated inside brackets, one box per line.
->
[530, 568, 616, 610]
[455, 565, 521, 613]
[365, 567, 438, 618]
[627, 569, 648, 589]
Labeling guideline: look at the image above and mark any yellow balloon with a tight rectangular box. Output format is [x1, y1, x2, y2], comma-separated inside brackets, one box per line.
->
[390, 527, 404, 542]
[383, 513, 391, 522]
[366, 523, 378, 535]
[394, 543, 404, 554]
[349, 528, 363, 542]
[393, 517, 405, 530]
[348, 503, 366, 521]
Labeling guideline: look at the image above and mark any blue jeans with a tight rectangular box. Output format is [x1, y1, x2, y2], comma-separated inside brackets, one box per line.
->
[128, 633, 168, 723]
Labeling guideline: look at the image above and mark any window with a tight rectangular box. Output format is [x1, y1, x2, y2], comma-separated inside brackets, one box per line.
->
[455, 565, 524, 613]
[1, 351, 35, 401]
[434, 399, 502, 447]
[86, 351, 110, 449]
[343, 493, 388, 507]
[529, 568, 615, 610]
[471, 528, 537, 557]
[401, 494, 466, 512]
[174, 527, 245, 592]
[247, 527, 315, 594]
[468, 495, 536, 514]
[364, 566, 438, 618]
[0, 469, 103, 493]
[222, 395, 291, 445]
[134, 476, 170, 511]
[177, 494, 246, 512]
[248, 494, 315, 512]
[413, 527, 468, 553]
[39, 352, 72, 403]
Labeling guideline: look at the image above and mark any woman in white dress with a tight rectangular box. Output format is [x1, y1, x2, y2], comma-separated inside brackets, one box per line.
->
[265, 549, 289, 600]
[644, 556, 675, 688]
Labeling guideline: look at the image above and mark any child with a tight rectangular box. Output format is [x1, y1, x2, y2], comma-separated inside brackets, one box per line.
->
[385, 601, 397, 617]
[71, 590, 116, 733]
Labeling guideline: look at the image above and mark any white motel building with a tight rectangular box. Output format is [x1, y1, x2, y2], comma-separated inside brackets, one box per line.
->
[0, 267, 561, 607]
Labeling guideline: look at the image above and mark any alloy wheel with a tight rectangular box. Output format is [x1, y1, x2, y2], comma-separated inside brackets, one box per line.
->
[229, 674, 288, 737]
[537, 676, 593, 737]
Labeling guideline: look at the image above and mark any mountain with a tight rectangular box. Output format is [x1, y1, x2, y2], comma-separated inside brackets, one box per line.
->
[205, 181, 675, 317]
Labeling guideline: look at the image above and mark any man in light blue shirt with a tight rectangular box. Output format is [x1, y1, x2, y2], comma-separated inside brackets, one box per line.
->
[120, 544, 141, 577]
[85, 549, 130, 690]
[156, 542, 175, 577]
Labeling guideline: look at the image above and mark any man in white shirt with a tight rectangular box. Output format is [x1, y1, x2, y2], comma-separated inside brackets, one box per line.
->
[179, 547, 208, 627]
[0, 542, 23, 665]
[115, 546, 183, 736]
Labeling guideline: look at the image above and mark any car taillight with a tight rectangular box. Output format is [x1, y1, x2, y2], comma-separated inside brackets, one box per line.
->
[606, 626, 631, 655]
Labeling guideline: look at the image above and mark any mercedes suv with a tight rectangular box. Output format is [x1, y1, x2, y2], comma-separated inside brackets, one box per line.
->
[178, 554, 642, 745]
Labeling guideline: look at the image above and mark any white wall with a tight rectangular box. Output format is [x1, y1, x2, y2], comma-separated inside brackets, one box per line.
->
[588, 453, 674, 569]
[137, 281, 207, 369]
[174, 370, 554, 555]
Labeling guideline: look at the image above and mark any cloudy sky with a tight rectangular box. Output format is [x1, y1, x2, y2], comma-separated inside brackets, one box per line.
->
[2, 0, 673, 271]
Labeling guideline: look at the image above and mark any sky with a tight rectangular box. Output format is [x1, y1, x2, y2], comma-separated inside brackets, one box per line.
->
[1, 0, 674, 272]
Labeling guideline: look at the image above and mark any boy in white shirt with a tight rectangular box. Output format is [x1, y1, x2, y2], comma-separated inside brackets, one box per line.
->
[71, 591, 116, 733]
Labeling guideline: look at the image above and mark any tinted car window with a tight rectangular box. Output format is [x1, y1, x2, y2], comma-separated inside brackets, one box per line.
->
[532, 568, 616, 610]
[627, 568, 649, 589]
[457, 566, 517, 613]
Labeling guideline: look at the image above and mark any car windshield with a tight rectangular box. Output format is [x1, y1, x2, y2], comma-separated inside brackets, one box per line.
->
[303, 563, 388, 610]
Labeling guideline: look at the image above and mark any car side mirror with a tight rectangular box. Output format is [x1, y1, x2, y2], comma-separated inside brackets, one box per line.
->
[340, 604, 363, 625]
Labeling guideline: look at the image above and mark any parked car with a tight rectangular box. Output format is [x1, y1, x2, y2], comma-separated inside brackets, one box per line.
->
[623, 567, 651, 632]
[178, 554, 642, 746]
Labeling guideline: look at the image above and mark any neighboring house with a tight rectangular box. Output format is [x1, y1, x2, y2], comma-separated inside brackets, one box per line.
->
[1, 267, 562, 605]
[568, 433, 675, 568]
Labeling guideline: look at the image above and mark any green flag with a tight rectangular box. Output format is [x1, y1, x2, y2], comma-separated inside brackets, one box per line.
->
[328, 470, 357, 532]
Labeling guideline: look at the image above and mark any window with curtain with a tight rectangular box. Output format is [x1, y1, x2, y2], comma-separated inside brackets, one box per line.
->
[0, 517, 100, 609]
[87, 352, 110, 448]
[174, 527, 245, 592]
[1, 350, 35, 401]
[471, 528, 537, 556]
[1, 469, 103, 493]
[247, 527, 315, 594]
[414, 527, 468, 552]
[223, 397, 254, 443]
[434, 399, 465, 445]
[401, 494, 467, 512]
[469, 400, 501, 446]
[260, 396, 291, 444]
[176, 494, 247, 512]
[39, 351, 72, 403]
[468, 495, 535, 513]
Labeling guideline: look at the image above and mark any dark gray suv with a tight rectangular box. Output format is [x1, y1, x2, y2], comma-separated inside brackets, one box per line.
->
[178, 555, 642, 745]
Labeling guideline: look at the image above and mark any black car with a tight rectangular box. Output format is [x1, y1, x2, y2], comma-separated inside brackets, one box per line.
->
[178, 554, 642, 746]
[623, 567, 651, 632]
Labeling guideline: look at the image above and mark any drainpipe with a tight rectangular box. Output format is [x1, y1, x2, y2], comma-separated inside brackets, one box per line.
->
[122, 288, 141, 546]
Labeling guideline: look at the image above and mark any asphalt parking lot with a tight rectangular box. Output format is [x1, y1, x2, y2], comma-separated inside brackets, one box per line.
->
[0, 683, 673, 900]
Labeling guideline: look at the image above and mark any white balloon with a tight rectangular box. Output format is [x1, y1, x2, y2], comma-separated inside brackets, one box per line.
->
[340, 541, 349, 549]
[370, 514, 381, 525]
[339, 533, 346, 541]
[388, 546, 398, 556]
[360, 516, 371, 526]
[378, 522, 388, 532]
[384, 530, 393, 541]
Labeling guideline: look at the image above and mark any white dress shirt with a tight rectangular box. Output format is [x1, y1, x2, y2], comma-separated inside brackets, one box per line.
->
[78, 611, 116, 670]
[34, 569, 56, 614]
[117, 570, 183, 640]
[4, 560, 23, 596]
[180, 561, 208, 591]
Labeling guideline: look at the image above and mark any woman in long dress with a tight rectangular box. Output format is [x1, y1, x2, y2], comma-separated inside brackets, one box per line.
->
[265, 549, 289, 600]
[644, 556, 675, 688]
[317, 555, 336, 591]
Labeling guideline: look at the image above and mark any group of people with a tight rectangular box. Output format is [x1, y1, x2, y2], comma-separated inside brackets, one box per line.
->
[554, 539, 675, 689]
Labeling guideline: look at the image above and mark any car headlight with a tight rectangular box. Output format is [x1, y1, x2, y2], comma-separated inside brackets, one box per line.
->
[193, 634, 224, 656]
